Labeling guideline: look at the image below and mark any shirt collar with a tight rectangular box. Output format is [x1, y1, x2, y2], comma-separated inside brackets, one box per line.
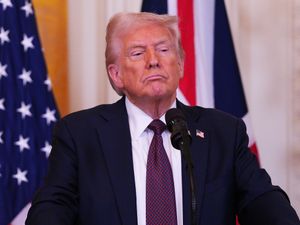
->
[125, 97, 176, 140]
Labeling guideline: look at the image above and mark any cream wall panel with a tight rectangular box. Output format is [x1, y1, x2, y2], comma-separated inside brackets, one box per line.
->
[226, 0, 300, 214]
[289, 0, 300, 214]
[68, 0, 105, 112]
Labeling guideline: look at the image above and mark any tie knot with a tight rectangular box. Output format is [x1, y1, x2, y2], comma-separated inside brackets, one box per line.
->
[148, 119, 166, 135]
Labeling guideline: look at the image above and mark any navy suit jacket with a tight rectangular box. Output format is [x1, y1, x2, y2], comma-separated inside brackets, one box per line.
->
[26, 97, 300, 225]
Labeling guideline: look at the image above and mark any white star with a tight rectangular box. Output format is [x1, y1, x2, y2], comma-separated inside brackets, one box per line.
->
[17, 101, 32, 119]
[18, 68, 32, 85]
[0, 27, 10, 45]
[0, 62, 8, 80]
[41, 107, 57, 125]
[0, 0, 13, 10]
[0, 98, 5, 111]
[21, 34, 34, 51]
[0, 131, 3, 144]
[12, 168, 28, 185]
[21, 1, 33, 17]
[41, 141, 52, 158]
[44, 77, 52, 91]
[15, 135, 30, 152]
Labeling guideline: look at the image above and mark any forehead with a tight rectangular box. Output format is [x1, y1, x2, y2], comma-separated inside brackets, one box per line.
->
[122, 24, 174, 47]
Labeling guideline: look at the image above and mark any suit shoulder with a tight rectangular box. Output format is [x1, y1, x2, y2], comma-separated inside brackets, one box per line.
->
[61, 98, 126, 122]
[186, 104, 241, 124]
[181, 104, 246, 135]
[61, 104, 108, 122]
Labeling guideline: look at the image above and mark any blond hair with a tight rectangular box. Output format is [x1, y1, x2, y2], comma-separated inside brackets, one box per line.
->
[105, 12, 184, 95]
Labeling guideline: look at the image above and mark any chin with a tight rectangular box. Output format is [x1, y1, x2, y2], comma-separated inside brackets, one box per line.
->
[149, 89, 166, 97]
[150, 91, 175, 101]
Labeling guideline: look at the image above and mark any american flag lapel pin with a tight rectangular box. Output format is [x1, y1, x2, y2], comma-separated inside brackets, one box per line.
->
[196, 129, 205, 139]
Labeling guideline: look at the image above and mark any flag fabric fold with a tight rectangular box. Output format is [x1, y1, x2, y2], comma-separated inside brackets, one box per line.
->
[0, 0, 59, 224]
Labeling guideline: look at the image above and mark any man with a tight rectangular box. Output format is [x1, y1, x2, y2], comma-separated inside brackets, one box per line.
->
[26, 12, 300, 225]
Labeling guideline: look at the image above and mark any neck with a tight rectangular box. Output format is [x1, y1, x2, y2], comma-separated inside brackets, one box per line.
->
[127, 96, 176, 119]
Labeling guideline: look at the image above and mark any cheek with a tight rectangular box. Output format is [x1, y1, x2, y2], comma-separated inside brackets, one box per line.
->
[120, 65, 143, 87]
[123, 59, 145, 73]
[168, 61, 183, 79]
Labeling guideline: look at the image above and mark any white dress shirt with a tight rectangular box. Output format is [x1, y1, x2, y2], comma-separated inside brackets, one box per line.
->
[125, 97, 183, 225]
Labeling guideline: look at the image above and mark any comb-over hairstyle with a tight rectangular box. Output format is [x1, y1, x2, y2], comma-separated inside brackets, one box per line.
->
[105, 12, 185, 95]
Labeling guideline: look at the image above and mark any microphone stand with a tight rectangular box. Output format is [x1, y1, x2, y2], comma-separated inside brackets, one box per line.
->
[179, 131, 197, 225]
[166, 108, 197, 225]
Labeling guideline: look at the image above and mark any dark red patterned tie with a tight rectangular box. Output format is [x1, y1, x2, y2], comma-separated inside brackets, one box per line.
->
[146, 119, 177, 225]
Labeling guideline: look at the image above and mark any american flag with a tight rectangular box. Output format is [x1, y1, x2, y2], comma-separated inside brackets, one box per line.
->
[195, 129, 205, 139]
[0, 0, 59, 224]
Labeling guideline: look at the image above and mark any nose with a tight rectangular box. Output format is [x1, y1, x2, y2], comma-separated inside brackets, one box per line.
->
[146, 49, 159, 69]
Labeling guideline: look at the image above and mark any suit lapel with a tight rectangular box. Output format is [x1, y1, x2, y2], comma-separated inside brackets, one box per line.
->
[94, 98, 209, 225]
[96, 98, 137, 225]
[178, 101, 210, 225]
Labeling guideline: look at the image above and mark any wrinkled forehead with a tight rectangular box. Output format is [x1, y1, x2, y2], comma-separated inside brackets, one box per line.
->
[123, 22, 175, 39]
[123, 24, 174, 46]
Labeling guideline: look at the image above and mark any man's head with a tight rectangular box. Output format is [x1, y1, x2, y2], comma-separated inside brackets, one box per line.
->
[105, 12, 184, 105]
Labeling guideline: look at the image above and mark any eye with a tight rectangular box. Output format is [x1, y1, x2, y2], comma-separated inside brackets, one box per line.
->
[132, 51, 143, 56]
[156, 44, 172, 55]
[159, 47, 169, 52]
[128, 49, 145, 60]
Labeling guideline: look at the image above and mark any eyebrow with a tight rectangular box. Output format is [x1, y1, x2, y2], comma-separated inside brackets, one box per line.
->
[127, 39, 172, 50]
[127, 44, 146, 51]
[154, 40, 171, 46]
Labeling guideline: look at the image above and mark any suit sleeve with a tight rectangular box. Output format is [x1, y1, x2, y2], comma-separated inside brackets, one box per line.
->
[26, 119, 79, 225]
[234, 119, 300, 225]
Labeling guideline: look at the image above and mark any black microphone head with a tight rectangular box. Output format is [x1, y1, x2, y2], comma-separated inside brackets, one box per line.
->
[166, 108, 191, 150]
[165, 108, 186, 132]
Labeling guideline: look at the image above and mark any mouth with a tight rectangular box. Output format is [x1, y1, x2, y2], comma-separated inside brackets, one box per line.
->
[143, 74, 166, 82]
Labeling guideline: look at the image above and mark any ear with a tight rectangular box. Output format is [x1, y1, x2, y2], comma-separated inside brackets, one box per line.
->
[107, 64, 124, 89]
[178, 59, 184, 78]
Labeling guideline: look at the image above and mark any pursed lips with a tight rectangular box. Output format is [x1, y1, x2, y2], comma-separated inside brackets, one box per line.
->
[143, 74, 167, 82]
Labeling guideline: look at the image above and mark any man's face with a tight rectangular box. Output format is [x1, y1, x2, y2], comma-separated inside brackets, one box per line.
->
[108, 24, 183, 104]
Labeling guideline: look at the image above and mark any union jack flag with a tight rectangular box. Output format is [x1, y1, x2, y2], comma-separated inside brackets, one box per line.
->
[0, 0, 59, 224]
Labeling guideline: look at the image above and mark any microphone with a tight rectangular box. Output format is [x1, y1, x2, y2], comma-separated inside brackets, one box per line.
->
[166, 108, 197, 225]
[165, 108, 192, 150]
